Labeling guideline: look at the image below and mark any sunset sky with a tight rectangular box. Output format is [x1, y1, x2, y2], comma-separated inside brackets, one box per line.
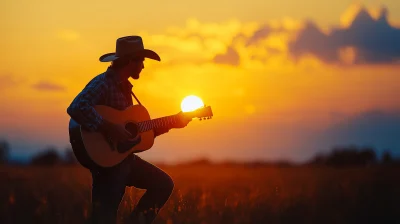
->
[1, 0, 400, 164]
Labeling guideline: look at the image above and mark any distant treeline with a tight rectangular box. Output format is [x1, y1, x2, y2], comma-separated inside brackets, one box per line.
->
[0, 138, 399, 167]
[307, 146, 399, 167]
[0, 139, 77, 166]
[29, 147, 78, 166]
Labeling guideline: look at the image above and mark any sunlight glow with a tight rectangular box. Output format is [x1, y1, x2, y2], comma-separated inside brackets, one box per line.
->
[181, 95, 204, 112]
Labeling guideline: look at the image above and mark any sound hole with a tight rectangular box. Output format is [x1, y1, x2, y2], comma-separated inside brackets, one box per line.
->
[125, 122, 139, 137]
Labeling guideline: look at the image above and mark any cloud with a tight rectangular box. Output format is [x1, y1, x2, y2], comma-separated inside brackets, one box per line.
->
[216, 20, 300, 68]
[245, 25, 272, 46]
[289, 6, 400, 64]
[213, 46, 240, 65]
[311, 110, 400, 156]
[141, 7, 400, 68]
[32, 81, 66, 92]
[140, 19, 262, 66]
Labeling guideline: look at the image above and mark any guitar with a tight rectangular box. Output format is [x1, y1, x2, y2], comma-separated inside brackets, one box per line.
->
[69, 104, 213, 168]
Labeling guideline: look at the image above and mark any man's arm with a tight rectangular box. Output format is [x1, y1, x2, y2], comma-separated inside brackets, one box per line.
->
[153, 114, 191, 138]
[153, 126, 170, 138]
[67, 79, 108, 132]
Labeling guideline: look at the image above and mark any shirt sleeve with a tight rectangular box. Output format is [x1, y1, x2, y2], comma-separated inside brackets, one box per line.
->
[67, 79, 108, 132]
[153, 126, 170, 138]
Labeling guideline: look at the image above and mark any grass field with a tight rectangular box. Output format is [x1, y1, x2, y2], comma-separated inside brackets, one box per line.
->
[1, 164, 399, 224]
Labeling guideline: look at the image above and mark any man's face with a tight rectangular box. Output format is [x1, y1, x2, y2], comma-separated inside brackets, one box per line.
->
[129, 58, 145, 80]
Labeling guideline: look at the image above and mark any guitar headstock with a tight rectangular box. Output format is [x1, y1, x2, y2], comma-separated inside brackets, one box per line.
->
[184, 105, 213, 121]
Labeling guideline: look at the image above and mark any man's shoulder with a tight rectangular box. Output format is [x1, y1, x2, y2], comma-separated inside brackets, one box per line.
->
[91, 72, 108, 81]
[85, 72, 109, 88]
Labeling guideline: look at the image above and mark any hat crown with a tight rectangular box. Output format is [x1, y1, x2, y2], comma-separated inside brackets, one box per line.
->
[99, 35, 160, 62]
[115, 36, 145, 57]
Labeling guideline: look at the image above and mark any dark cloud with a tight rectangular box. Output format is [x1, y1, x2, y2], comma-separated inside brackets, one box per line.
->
[245, 25, 272, 46]
[213, 46, 240, 65]
[32, 81, 66, 92]
[289, 7, 400, 64]
[311, 110, 400, 157]
[220, 25, 284, 63]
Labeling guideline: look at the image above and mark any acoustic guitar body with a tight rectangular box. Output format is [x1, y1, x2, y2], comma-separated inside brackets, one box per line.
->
[69, 104, 213, 169]
[69, 105, 154, 169]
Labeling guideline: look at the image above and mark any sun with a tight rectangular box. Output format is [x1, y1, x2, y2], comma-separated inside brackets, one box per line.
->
[181, 95, 204, 112]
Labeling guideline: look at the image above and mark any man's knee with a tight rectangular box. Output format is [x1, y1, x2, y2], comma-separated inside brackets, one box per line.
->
[164, 174, 174, 194]
[152, 173, 174, 198]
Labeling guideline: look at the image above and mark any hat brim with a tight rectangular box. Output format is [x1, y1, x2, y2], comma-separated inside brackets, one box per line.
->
[99, 49, 161, 62]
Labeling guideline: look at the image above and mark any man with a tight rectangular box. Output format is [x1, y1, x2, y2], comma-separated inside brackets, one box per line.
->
[67, 36, 191, 224]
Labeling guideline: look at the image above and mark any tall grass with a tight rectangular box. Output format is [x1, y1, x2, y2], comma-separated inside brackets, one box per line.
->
[1, 164, 399, 224]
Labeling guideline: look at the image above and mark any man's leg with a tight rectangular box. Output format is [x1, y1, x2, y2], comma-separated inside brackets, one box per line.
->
[89, 162, 130, 224]
[126, 155, 174, 224]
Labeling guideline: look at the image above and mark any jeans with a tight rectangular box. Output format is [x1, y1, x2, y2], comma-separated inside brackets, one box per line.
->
[88, 154, 174, 224]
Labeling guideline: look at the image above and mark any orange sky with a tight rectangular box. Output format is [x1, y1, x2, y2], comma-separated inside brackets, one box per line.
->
[1, 1, 400, 163]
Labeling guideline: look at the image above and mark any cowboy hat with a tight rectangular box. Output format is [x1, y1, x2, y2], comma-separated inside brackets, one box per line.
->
[99, 36, 160, 62]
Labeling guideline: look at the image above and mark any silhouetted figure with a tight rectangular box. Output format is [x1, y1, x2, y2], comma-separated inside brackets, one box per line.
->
[67, 36, 191, 224]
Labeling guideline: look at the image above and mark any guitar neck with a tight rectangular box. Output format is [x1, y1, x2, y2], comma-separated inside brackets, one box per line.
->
[137, 114, 179, 132]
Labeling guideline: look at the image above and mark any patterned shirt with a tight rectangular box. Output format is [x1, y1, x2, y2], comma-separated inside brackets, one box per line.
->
[67, 67, 169, 136]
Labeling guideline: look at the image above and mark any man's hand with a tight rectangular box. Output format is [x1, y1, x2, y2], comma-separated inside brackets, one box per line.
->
[172, 111, 192, 129]
[99, 119, 133, 142]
